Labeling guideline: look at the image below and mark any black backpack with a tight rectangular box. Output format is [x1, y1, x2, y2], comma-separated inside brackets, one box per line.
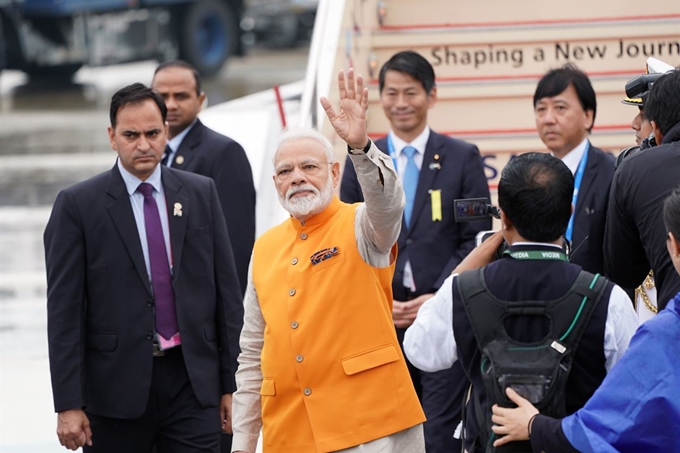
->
[457, 268, 608, 453]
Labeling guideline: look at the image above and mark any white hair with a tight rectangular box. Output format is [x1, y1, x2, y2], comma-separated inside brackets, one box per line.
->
[273, 128, 335, 166]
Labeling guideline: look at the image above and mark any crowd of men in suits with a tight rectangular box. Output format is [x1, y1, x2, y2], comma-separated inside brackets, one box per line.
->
[43, 52, 679, 453]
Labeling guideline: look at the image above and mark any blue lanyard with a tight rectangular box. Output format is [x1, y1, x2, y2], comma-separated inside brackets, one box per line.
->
[386, 134, 399, 171]
[565, 143, 589, 242]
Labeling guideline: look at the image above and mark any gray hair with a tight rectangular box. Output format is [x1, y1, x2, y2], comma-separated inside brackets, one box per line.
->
[273, 128, 335, 166]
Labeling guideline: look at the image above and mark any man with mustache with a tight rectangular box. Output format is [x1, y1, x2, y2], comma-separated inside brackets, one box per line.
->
[533, 64, 615, 276]
[44, 83, 243, 452]
[231, 69, 426, 452]
[340, 50, 490, 453]
[151, 60, 255, 299]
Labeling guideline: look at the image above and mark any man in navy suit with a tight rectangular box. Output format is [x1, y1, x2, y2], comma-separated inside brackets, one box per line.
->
[152, 60, 255, 296]
[341, 51, 491, 452]
[45, 83, 243, 452]
[533, 64, 615, 276]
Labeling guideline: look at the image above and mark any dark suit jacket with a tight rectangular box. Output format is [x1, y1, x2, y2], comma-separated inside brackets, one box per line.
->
[604, 124, 680, 306]
[170, 119, 255, 294]
[44, 164, 244, 419]
[569, 144, 615, 276]
[341, 131, 491, 300]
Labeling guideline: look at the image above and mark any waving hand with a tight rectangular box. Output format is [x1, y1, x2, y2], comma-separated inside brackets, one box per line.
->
[320, 68, 370, 150]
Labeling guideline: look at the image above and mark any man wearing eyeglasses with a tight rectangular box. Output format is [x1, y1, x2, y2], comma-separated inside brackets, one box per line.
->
[230, 69, 426, 453]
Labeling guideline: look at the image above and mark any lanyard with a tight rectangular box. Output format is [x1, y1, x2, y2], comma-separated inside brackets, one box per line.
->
[386, 135, 399, 171]
[565, 143, 589, 242]
[503, 250, 569, 261]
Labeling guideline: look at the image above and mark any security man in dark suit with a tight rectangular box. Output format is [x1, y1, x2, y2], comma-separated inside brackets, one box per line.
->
[152, 60, 255, 296]
[341, 51, 491, 452]
[44, 83, 244, 452]
[533, 64, 615, 276]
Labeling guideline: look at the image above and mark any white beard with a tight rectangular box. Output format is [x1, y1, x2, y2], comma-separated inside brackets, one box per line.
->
[280, 179, 333, 220]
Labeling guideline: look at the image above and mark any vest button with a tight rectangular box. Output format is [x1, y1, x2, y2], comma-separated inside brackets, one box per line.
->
[300, 233, 308, 240]
[295, 354, 304, 363]
[289, 288, 296, 296]
[303, 387, 312, 396]
[291, 258, 298, 265]
[405, 238, 413, 246]
[291, 321, 299, 329]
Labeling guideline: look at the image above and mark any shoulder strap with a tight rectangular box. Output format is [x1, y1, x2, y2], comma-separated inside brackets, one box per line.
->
[457, 268, 509, 353]
[549, 271, 608, 350]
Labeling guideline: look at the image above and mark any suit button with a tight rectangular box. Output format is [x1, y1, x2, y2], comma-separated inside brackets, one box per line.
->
[147, 299, 154, 308]
[291, 321, 299, 329]
[289, 289, 296, 296]
[303, 387, 312, 396]
[296, 354, 304, 363]
[146, 332, 153, 340]
[300, 233, 308, 240]
[291, 258, 298, 265]
[405, 239, 413, 246]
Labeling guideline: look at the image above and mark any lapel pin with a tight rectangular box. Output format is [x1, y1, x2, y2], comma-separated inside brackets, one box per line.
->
[430, 154, 441, 170]
[173, 202, 183, 217]
[175, 155, 185, 165]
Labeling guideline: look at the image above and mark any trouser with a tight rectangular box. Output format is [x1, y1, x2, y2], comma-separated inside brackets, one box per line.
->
[397, 328, 467, 453]
[84, 346, 221, 453]
[219, 433, 232, 453]
[335, 424, 425, 453]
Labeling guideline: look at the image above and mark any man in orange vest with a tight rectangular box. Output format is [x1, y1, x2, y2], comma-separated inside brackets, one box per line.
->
[231, 69, 425, 452]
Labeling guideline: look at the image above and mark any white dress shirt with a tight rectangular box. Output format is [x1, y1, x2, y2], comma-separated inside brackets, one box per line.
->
[116, 159, 172, 276]
[557, 137, 589, 175]
[389, 127, 430, 292]
[403, 243, 639, 373]
[164, 119, 198, 166]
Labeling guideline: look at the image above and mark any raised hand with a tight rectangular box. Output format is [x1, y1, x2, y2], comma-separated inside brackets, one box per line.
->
[320, 68, 370, 150]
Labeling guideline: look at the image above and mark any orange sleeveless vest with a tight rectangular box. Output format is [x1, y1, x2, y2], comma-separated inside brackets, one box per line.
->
[252, 197, 425, 452]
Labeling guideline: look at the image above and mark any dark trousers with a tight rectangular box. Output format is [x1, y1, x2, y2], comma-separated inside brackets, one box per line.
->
[397, 327, 466, 453]
[84, 347, 221, 453]
[219, 434, 232, 453]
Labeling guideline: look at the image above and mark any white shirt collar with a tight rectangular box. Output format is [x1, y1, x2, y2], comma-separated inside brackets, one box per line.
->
[389, 126, 431, 157]
[167, 119, 198, 152]
[512, 241, 562, 249]
[117, 158, 163, 195]
[554, 138, 589, 175]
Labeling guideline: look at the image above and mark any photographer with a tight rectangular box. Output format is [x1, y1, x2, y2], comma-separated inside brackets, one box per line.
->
[489, 187, 680, 452]
[604, 69, 680, 309]
[403, 152, 637, 452]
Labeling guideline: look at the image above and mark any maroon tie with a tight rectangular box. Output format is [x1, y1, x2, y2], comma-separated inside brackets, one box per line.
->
[137, 182, 178, 340]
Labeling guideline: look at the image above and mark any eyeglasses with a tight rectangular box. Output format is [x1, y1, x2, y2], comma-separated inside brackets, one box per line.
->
[274, 160, 332, 181]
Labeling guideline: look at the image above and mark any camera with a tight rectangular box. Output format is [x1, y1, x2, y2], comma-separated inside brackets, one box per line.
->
[453, 198, 500, 222]
[454, 198, 508, 260]
[455, 198, 571, 261]
[624, 73, 663, 105]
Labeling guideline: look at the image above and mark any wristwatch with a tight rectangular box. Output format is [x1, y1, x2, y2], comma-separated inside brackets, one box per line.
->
[347, 139, 372, 155]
